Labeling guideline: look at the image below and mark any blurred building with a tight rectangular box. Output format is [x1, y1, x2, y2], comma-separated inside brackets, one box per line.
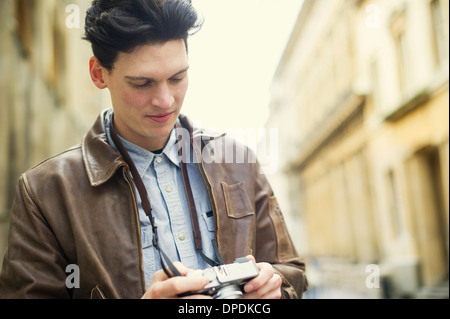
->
[0, 0, 109, 266]
[268, 0, 449, 298]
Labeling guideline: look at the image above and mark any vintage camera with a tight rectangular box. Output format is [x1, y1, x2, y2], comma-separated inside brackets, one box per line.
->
[186, 257, 260, 299]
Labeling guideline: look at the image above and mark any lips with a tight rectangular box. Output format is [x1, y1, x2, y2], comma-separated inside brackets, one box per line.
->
[146, 112, 174, 123]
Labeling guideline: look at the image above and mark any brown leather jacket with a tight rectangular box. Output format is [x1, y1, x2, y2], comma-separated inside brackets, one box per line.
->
[0, 110, 307, 299]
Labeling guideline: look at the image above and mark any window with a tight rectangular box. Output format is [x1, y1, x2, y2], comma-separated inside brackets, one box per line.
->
[332, 19, 353, 97]
[391, 12, 410, 92]
[430, 0, 448, 67]
[370, 57, 381, 110]
[15, 0, 34, 58]
[386, 169, 404, 238]
[49, 5, 67, 107]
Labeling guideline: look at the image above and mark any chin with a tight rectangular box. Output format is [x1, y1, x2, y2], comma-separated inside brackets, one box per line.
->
[147, 127, 173, 139]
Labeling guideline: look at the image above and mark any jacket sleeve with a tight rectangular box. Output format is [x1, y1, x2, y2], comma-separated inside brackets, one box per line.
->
[0, 174, 70, 298]
[253, 162, 308, 299]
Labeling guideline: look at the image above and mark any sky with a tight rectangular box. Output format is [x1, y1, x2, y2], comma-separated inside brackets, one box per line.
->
[183, 0, 304, 132]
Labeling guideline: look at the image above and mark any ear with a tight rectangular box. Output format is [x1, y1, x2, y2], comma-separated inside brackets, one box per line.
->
[89, 56, 108, 89]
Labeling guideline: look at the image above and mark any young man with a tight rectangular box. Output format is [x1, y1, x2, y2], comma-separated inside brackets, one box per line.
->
[0, 0, 307, 299]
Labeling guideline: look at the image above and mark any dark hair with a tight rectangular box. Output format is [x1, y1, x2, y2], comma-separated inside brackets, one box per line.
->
[84, 0, 202, 70]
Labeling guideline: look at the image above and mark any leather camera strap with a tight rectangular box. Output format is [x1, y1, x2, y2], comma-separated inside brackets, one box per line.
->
[175, 122, 222, 267]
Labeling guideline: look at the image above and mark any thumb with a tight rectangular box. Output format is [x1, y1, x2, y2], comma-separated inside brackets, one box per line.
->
[245, 255, 256, 262]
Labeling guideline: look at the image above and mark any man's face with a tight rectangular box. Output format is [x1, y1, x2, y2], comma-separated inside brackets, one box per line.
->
[102, 39, 189, 151]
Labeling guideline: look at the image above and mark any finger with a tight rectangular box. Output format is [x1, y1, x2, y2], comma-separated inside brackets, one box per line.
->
[150, 262, 191, 285]
[151, 276, 210, 298]
[244, 274, 282, 299]
[245, 255, 256, 262]
[244, 275, 273, 298]
[150, 268, 170, 284]
[182, 294, 214, 300]
[244, 262, 273, 293]
[171, 261, 192, 276]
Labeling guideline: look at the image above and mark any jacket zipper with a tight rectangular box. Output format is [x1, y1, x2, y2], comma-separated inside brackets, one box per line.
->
[122, 167, 147, 295]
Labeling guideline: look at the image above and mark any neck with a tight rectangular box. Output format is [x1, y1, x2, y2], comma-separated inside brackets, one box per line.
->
[134, 135, 170, 153]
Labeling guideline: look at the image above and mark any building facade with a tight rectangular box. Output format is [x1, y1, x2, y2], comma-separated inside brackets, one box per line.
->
[268, 0, 449, 298]
[0, 0, 109, 266]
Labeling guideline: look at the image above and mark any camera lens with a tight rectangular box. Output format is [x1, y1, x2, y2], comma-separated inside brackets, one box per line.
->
[212, 285, 243, 299]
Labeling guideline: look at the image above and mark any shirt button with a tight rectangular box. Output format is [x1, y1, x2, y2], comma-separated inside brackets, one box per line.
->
[155, 157, 162, 163]
[178, 233, 186, 241]
[165, 186, 173, 193]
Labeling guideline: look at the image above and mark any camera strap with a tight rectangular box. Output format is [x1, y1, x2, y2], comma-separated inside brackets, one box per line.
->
[109, 117, 223, 278]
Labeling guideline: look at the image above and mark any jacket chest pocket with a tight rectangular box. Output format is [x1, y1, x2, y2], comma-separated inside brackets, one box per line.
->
[219, 181, 255, 259]
[221, 182, 254, 218]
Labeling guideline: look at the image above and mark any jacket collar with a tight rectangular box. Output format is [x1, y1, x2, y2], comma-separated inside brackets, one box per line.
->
[82, 110, 227, 187]
[82, 109, 125, 187]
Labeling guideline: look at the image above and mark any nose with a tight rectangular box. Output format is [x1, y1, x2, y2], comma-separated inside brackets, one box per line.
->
[151, 83, 175, 109]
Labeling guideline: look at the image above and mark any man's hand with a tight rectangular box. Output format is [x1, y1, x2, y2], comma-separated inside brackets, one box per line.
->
[243, 255, 282, 299]
[141, 262, 212, 299]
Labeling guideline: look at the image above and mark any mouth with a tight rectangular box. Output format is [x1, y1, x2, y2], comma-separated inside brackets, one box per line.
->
[145, 112, 174, 123]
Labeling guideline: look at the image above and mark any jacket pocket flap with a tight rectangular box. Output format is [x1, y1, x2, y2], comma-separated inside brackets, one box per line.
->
[221, 182, 254, 218]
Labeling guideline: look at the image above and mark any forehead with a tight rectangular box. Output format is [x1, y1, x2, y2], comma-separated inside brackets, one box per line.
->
[113, 39, 189, 78]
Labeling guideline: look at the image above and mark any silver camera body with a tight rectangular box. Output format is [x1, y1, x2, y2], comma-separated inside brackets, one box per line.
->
[186, 257, 260, 299]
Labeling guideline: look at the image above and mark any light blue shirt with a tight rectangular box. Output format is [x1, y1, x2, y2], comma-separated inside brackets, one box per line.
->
[105, 110, 215, 288]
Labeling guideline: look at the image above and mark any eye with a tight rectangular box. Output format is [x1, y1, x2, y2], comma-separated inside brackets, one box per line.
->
[169, 77, 184, 84]
[131, 81, 152, 89]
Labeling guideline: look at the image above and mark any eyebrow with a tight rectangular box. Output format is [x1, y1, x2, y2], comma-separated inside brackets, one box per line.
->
[124, 66, 190, 81]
